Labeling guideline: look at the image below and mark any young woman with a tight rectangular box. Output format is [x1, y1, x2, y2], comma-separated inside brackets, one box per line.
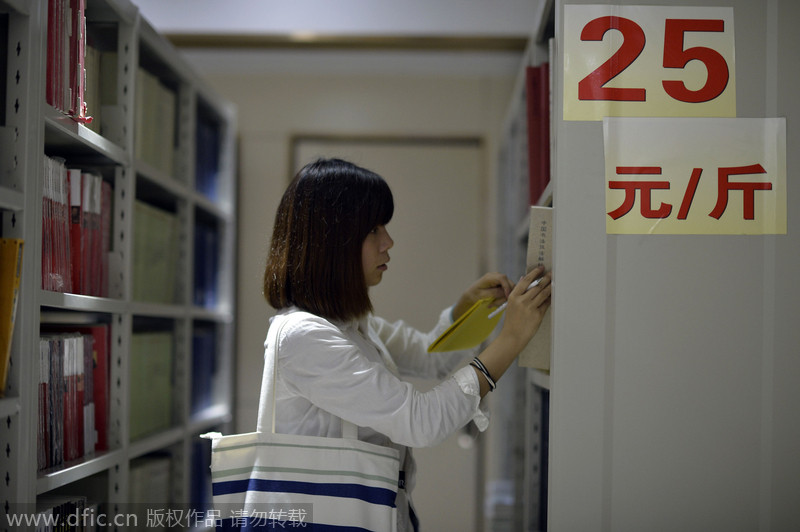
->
[260, 157, 551, 531]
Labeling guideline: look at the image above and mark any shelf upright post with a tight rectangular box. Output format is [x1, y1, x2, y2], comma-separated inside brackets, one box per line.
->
[108, 311, 131, 518]
[13, 0, 47, 513]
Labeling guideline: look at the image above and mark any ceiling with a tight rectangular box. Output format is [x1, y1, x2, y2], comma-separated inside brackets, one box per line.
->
[133, 0, 541, 76]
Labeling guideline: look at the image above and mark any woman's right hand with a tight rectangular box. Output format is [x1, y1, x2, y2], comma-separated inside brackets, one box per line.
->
[471, 266, 552, 396]
[499, 266, 552, 353]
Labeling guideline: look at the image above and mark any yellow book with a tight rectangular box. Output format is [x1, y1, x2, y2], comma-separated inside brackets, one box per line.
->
[428, 297, 503, 352]
[0, 238, 24, 396]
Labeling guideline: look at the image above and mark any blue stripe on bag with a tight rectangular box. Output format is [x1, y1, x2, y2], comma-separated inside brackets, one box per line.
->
[216, 518, 377, 532]
[213, 478, 397, 507]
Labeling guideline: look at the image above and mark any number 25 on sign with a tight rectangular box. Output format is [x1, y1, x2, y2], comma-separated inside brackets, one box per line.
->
[563, 5, 735, 121]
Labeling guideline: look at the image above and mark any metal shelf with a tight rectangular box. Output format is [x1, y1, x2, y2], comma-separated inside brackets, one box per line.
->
[0, 0, 29, 16]
[188, 404, 233, 434]
[0, 396, 21, 418]
[0, 185, 24, 211]
[128, 426, 184, 461]
[36, 449, 124, 495]
[39, 290, 128, 314]
[44, 106, 130, 165]
[529, 368, 551, 390]
[2, 0, 237, 513]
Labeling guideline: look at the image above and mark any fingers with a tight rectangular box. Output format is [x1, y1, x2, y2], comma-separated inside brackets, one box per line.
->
[480, 272, 513, 297]
[511, 266, 546, 296]
[474, 272, 513, 304]
[510, 267, 552, 311]
[532, 278, 552, 308]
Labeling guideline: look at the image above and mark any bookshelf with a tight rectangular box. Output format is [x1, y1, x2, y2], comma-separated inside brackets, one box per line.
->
[490, 1, 554, 530]
[495, 0, 800, 530]
[0, 0, 236, 528]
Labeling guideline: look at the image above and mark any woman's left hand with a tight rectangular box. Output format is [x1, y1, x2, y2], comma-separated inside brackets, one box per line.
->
[452, 272, 514, 321]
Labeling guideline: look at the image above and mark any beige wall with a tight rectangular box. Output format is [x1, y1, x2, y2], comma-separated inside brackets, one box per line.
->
[198, 70, 514, 431]
[193, 63, 515, 530]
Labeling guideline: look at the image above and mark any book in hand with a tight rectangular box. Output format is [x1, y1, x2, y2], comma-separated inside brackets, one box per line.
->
[427, 298, 503, 353]
[519, 205, 553, 370]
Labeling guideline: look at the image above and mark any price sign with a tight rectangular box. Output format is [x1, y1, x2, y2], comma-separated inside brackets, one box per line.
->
[564, 5, 736, 121]
[604, 117, 786, 235]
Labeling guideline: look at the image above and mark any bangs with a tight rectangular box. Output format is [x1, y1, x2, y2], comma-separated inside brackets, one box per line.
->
[354, 172, 394, 238]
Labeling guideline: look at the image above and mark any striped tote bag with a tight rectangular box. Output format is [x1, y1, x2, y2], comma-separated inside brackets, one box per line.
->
[203, 313, 400, 531]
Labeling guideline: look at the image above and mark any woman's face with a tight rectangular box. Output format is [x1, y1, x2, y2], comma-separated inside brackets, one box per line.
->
[362, 225, 394, 287]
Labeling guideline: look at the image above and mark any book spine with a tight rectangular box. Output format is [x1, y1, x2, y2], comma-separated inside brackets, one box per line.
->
[38, 339, 50, 471]
[46, 0, 57, 107]
[0, 238, 23, 395]
[67, 169, 83, 294]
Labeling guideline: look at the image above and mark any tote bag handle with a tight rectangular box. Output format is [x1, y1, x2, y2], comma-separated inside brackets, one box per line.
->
[257, 313, 358, 439]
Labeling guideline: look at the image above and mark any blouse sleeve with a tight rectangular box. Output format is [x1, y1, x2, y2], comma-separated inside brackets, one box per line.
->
[277, 313, 487, 448]
[370, 307, 478, 380]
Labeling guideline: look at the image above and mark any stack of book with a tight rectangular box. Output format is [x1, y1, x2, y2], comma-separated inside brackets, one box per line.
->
[525, 63, 551, 205]
[191, 324, 217, 414]
[193, 219, 219, 309]
[41, 155, 113, 296]
[46, 0, 91, 123]
[135, 67, 176, 176]
[37, 324, 110, 471]
[129, 454, 172, 504]
[195, 114, 220, 200]
[35, 495, 100, 531]
[41, 156, 72, 293]
[132, 201, 179, 304]
[129, 331, 173, 440]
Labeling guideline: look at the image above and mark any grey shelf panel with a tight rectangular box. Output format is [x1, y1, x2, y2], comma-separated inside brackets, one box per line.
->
[44, 107, 129, 166]
[528, 368, 551, 391]
[0, 0, 29, 16]
[0, 185, 24, 211]
[128, 426, 184, 461]
[39, 290, 128, 314]
[188, 404, 232, 434]
[0, 396, 21, 418]
[191, 306, 233, 324]
[36, 449, 124, 495]
[130, 301, 187, 319]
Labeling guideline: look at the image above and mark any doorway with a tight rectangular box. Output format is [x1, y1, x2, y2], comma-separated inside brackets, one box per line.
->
[293, 135, 485, 532]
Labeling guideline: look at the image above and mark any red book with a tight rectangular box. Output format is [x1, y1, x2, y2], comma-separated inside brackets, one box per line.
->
[61, 337, 74, 462]
[59, 0, 68, 112]
[525, 64, 551, 205]
[75, 336, 85, 459]
[38, 340, 51, 470]
[68, 0, 77, 115]
[67, 0, 89, 122]
[41, 160, 51, 290]
[537, 64, 551, 196]
[46, 0, 57, 106]
[82, 334, 95, 455]
[90, 175, 102, 296]
[80, 174, 92, 295]
[78, 325, 109, 451]
[67, 169, 83, 294]
[46, 326, 109, 452]
[100, 181, 112, 297]
[55, 0, 63, 110]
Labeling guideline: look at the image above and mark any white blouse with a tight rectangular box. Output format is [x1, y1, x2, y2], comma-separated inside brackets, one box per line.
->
[256, 306, 489, 531]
